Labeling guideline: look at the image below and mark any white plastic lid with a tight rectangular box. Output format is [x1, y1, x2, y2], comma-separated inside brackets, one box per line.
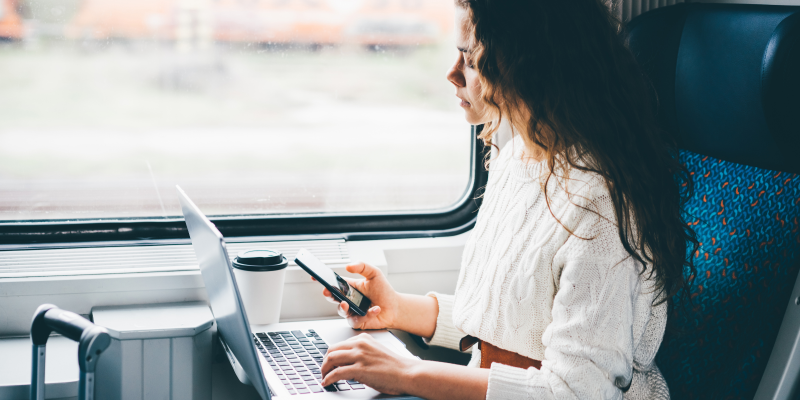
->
[91, 302, 214, 340]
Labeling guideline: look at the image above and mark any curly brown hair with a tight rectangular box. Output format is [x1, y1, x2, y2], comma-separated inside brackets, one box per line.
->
[458, 0, 698, 305]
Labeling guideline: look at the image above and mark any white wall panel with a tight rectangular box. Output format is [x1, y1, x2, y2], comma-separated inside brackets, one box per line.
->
[142, 339, 171, 400]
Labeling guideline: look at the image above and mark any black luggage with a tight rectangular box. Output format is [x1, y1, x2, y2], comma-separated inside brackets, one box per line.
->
[30, 304, 110, 400]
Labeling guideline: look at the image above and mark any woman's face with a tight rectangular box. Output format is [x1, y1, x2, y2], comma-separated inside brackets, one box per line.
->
[447, 8, 493, 125]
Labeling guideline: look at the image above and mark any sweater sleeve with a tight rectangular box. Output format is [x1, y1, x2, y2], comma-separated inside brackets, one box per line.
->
[486, 193, 642, 400]
[423, 292, 468, 351]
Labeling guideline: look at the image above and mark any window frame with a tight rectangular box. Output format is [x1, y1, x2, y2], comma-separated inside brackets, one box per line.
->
[0, 126, 487, 248]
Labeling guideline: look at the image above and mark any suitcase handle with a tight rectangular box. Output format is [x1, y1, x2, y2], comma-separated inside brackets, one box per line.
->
[30, 304, 111, 400]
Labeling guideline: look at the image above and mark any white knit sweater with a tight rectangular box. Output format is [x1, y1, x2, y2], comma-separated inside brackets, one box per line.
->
[426, 135, 670, 400]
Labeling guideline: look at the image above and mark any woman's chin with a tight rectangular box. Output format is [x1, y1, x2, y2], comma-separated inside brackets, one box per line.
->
[464, 112, 489, 126]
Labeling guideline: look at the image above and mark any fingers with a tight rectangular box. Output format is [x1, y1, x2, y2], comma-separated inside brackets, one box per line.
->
[320, 348, 360, 376]
[361, 305, 381, 320]
[344, 305, 380, 329]
[346, 262, 381, 280]
[322, 288, 339, 304]
[325, 334, 362, 354]
[319, 335, 379, 386]
[342, 304, 364, 323]
[323, 333, 372, 358]
[337, 301, 350, 319]
[320, 365, 358, 387]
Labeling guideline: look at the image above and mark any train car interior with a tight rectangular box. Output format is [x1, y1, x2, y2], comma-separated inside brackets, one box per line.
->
[0, 0, 798, 399]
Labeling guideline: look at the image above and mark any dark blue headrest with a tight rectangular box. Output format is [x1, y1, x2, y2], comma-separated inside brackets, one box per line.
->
[626, 4, 800, 173]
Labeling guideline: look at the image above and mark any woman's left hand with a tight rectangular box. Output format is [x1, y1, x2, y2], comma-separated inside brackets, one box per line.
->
[320, 333, 419, 395]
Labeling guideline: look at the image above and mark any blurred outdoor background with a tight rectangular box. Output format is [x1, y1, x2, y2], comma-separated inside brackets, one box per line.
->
[0, 0, 471, 221]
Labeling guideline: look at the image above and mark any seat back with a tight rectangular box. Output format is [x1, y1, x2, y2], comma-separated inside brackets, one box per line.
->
[627, 3, 800, 173]
[626, 4, 800, 399]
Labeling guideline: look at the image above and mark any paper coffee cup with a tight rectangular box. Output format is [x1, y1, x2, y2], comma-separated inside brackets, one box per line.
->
[232, 249, 288, 325]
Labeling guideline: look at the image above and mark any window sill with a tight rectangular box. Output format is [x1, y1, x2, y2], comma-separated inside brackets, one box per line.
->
[0, 233, 469, 336]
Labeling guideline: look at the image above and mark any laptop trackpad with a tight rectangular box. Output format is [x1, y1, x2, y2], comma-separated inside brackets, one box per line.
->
[314, 322, 416, 360]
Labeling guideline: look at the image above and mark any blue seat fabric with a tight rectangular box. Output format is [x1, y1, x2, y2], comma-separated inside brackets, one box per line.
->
[655, 151, 800, 399]
[626, 4, 800, 397]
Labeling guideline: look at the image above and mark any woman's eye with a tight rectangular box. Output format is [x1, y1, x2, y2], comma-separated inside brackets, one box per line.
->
[463, 55, 474, 69]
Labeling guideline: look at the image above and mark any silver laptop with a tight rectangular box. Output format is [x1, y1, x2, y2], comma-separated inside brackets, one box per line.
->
[177, 186, 419, 399]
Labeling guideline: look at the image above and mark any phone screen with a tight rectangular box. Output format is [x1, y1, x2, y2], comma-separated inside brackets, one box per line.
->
[295, 249, 371, 315]
[335, 274, 364, 306]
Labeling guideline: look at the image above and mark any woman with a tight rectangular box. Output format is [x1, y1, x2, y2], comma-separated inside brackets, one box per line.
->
[318, 0, 696, 399]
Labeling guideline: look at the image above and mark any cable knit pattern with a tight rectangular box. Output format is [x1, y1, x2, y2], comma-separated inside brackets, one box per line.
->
[426, 135, 669, 400]
[424, 292, 467, 350]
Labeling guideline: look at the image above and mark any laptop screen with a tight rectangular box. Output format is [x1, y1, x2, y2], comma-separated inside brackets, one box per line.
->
[178, 186, 271, 400]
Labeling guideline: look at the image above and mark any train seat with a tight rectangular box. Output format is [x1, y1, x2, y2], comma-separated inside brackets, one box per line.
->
[626, 4, 800, 399]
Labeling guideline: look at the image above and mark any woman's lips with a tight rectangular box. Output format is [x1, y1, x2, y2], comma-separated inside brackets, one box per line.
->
[459, 98, 471, 107]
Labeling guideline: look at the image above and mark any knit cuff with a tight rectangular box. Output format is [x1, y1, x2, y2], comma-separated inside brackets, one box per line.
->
[486, 363, 531, 400]
[423, 292, 464, 351]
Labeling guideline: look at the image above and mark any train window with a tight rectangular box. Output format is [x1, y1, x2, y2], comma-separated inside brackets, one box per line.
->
[0, 0, 471, 228]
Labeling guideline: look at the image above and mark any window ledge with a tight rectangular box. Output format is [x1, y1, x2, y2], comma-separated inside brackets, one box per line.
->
[0, 233, 469, 337]
[0, 266, 350, 297]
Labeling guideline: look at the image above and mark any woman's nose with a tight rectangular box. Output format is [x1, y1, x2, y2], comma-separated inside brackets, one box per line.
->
[446, 63, 466, 88]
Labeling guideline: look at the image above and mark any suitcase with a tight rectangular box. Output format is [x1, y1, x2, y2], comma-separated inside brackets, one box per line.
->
[30, 304, 111, 400]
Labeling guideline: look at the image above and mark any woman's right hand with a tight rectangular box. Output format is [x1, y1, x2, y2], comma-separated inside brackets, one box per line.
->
[321, 262, 400, 330]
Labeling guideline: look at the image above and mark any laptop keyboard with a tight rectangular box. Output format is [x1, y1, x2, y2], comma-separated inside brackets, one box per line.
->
[254, 329, 366, 395]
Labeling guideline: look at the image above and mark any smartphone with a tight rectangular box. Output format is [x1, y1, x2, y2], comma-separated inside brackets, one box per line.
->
[294, 248, 372, 316]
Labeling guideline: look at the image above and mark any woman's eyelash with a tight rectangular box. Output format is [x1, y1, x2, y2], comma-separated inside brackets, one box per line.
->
[463, 56, 474, 68]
